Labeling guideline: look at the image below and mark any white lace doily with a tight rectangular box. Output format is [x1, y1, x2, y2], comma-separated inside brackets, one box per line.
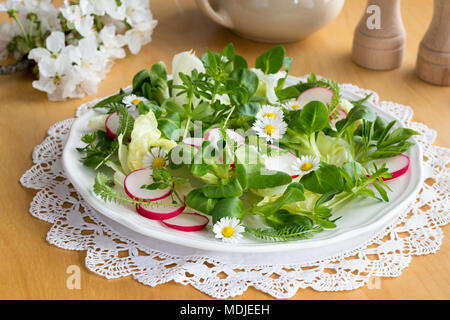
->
[20, 81, 449, 299]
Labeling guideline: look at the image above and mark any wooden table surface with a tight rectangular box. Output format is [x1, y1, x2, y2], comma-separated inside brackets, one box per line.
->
[0, 0, 449, 300]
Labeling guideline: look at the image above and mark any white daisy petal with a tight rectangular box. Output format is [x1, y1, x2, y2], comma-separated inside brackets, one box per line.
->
[256, 105, 284, 121]
[122, 94, 149, 107]
[292, 155, 320, 175]
[282, 99, 302, 111]
[251, 117, 287, 144]
[212, 217, 244, 243]
[140, 147, 167, 169]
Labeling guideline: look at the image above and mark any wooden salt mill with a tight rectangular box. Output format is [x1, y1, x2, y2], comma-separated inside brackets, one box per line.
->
[416, 0, 450, 86]
[352, 0, 406, 70]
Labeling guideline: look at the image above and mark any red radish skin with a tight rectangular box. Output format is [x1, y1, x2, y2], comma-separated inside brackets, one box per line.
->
[383, 154, 410, 181]
[182, 137, 202, 148]
[296, 87, 334, 109]
[136, 195, 186, 220]
[124, 168, 172, 202]
[329, 107, 347, 128]
[105, 112, 119, 140]
[367, 154, 410, 181]
[161, 212, 209, 232]
[267, 145, 300, 178]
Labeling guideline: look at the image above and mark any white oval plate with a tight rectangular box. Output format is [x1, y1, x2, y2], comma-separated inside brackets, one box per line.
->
[62, 77, 423, 253]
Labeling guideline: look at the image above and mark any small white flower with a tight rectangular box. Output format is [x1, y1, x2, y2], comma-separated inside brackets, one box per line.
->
[28, 31, 66, 63]
[99, 25, 126, 60]
[291, 155, 320, 176]
[123, 0, 151, 25]
[0, 0, 21, 12]
[122, 94, 149, 107]
[124, 20, 156, 54]
[282, 99, 302, 111]
[0, 22, 19, 60]
[141, 147, 167, 169]
[256, 105, 284, 121]
[213, 217, 245, 243]
[252, 117, 287, 144]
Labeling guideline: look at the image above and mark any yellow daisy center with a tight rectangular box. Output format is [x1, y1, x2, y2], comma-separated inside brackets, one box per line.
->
[131, 98, 142, 104]
[222, 226, 235, 238]
[263, 112, 277, 119]
[264, 124, 276, 135]
[152, 157, 166, 169]
[301, 162, 313, 171]
[291, 104, 300, 110]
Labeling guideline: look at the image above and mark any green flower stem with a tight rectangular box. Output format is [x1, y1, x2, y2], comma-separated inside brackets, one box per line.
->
[223, 106, 235, 128]
[182, 116, 191, 138]
[11, 13, 29, 43]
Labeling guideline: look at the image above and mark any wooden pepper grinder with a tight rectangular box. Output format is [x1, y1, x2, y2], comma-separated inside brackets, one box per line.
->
[416, 0, 450, 86]
[352, 0, 406, 70]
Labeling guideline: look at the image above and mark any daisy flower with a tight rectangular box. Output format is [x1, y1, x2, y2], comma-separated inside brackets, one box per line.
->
[291, 155, 320, 176]
[141, 147, 167, 169]
[282, 99, 302, 111]
[122, 94, 149, 107]
[252, 117, 287, 144]
[256, 105, 284, 121]
[213, 217, 245, 243]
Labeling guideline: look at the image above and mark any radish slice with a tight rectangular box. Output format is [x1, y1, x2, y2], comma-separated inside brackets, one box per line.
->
[105, 112, 119, 140]
[161, 212, 209, 232]
[296, 87, 333, 109]
[105, 107, 139, 140]
[182, 136, 203, 148]
[136, 194, 186, 220]
[204, 128, 245, 148]
[124, 168, 172, 202]
[329, 106, 347, 128]
[263, 145, 300, 178]
[369, 154, 410, 181]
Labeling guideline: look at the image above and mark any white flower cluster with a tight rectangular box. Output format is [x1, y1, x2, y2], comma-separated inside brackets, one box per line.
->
[0, 0, 157, 101]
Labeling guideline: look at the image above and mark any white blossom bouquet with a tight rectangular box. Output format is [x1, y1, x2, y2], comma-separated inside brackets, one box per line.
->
[0, 0, 157, 101]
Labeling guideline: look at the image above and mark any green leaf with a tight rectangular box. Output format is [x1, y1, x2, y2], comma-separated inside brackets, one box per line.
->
[234, 163, 248, 190]
[291, 101, 329, 135]
[265, 209, 313, 229]
[158, 112, 181, 141]
[229, 68, 259, 97]
[132, 69, 150, 94]
[373, 182, 389, 202]
[93, 91, 127, 109]
[248, 170, 292, 189]
[378, 128, 419, 148]
[211, 197, 243, 224]
[221, 43, 235, 62]
[252, 183, 305, 216]
[149, 61, 167, 84]
[245, 225, 322, 242]
[255, 45, 285, 74]
[233, 54, 248, 70]
[116, 105, 134, 139]
[301, 163, 344, 194]
[337, 104, 376, 133]
[162, 98, 186, 118]
[137, 101, 163, 117]
[201, 178, 243, 198]
[191, 101, 215, 120]
[186, 189, 219, 215]
[341, 161, 365, 187]
[235, 102, 260, 117]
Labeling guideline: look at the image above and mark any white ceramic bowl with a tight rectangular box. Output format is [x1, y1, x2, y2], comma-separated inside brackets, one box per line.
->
[195, 0, 345, 43]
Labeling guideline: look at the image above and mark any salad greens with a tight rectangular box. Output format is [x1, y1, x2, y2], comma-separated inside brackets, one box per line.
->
[78, 43, 419, 244]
